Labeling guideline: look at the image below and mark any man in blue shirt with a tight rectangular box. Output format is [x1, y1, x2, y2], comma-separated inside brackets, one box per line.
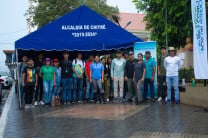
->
[90, 55, 104, 104]
[144, 51, 156, 102]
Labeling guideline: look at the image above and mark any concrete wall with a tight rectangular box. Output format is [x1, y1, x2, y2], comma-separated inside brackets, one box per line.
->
[180, 84, 208, 108]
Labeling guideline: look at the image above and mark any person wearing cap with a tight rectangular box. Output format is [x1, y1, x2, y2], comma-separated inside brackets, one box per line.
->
[52, 58, 61, 106]
[125, 51, 137, 103]
[60, 51, 73, 104]
[34, 53, 44, 106]
[39, 58, 56, 106]
[144, 51, 156, 102]
[111, 50, 126, 102]
[85, 54, 94, 102]
[90, 55, 104, 104]
[133, 53, 146, 104]
[72, 52, 85, 103]
[157, 46, 167, 101]
[164, 47, 182, 104]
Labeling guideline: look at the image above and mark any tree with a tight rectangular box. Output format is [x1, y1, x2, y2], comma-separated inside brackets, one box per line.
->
[26, 0, 119, 28]
[132, 0, 195, 48]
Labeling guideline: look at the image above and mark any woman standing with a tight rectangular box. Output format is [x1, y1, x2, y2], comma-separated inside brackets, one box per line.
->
[39, 58, 56, 106]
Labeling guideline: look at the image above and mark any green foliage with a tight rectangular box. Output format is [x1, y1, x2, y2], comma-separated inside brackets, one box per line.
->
[26, 0, 119, 28]
[132, 0, 201, 49]
[179, 67, 194, 82]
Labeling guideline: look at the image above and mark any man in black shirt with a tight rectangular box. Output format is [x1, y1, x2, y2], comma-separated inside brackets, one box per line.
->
[125, 51, 137, 103]
[60, 51, 73, 104]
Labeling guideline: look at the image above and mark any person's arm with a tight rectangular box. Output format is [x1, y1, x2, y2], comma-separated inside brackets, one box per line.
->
[39, 67, 43, 78]
[151, 61, 156, 81]
[35, 73, 38, 86]
[111, 60, 114, 80]
[178, 57, 182, 69]
[141, 67, 146, 82]
[22, 73, 25, 87]
[133, 71, 135, 82]
[90, 65, 92, 83]
[85, 64, 88, 79]
[53, 73, 56, 86]
[164, 58, 167, 70]
[124, 61, 128, 81]
[101, 65, 104, 83]
[81, 63, 85, 77]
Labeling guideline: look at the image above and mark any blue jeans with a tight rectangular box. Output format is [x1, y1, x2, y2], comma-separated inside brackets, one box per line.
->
[86, 79, 94, 100]
[73, 78, 83, 101]
[43, 80, 54, 104]
[144, 79, 154, 99]
[166, 76, 179, 101]
[53, 77, 61, 96]
[61, 78, 73, 102]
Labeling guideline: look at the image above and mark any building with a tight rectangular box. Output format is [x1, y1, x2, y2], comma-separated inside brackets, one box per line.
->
[3, 50, 16, 78]
[119, 13, 150, 41]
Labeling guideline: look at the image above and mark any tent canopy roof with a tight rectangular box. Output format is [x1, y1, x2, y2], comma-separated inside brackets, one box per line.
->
[15, 5, 143, 51]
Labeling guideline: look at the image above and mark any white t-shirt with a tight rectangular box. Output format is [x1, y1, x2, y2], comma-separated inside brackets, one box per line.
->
[72, 59, 85, 69]
[164, 56, 182, 76]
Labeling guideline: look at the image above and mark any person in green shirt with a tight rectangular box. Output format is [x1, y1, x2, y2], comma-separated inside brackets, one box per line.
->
[39, 58, 56, 106]
[157, 46, 167, 101]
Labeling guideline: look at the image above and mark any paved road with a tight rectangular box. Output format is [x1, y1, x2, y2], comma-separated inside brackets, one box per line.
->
[3, 93, 208, 138]
[0, 88, 10, 115]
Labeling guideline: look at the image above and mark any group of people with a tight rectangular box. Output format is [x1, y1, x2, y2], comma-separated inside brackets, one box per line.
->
[17, 46, 182, 109]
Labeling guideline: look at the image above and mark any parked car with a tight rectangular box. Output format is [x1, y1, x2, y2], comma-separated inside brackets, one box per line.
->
[0, 71, 13, 88]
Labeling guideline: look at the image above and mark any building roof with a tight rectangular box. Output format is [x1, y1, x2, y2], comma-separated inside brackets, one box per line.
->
[119, 13, 146, 31]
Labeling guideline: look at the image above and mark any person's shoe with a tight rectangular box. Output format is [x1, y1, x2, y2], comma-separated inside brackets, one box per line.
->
[90, 99, 95, 102]
[127, 99, 133, 103]
[39, 101, 45, 105]
[67, 102, 71, 105]
[34, 101, 38, 106]
[78, 101, 83, 103]
[24, 104, 30, 109]
[30, 104, 35, 108]
[175, 100, 180, 104]
[106, 98, 109, 102]
[165, 99, 171, 104]
[151, 99, 155, 102]
[157, 97, 162, 102]
[64, 102, 67, 105]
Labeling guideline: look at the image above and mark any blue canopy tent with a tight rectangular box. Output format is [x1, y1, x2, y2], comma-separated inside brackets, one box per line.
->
[15, 5, 143, 106]
[15, 5, 143, 57]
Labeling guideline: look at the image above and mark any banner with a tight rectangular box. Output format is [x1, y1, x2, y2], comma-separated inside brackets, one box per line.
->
[134, 41, 157, 97]
[191, 0, 208, 79]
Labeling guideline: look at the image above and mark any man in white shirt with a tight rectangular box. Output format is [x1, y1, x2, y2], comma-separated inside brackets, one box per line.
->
[164, 47, 182, 104]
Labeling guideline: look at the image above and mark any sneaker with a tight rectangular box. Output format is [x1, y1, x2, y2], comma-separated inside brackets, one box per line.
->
[127, 99, 133, 103]
[157, 97, 162, 102]
[39, 101, 45, 105]
[30, 104, 35, 108]
[175, 100, 180, 104]
[34, 101, 38, 106]
[90, 99, 95, 102]
[78, 101, 83, 103]
[165, 99, 171, 104]
[24, 104, 30, 109]
[64, 102, 67, 105]
[106, 98, 109, 102]
[151, 99, 155, 102]
[67, 102, 71, 105]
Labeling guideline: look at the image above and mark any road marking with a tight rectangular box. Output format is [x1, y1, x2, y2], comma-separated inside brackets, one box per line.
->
[0, 85, 14, 137]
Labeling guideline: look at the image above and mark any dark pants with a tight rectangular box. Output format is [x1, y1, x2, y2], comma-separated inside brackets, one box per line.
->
[35, 77, 43, 101]
[24, 83, 35, 104]
[123, 81, 128, 98]
[144, 79, 154, 99]
[158, 75, 166, 98]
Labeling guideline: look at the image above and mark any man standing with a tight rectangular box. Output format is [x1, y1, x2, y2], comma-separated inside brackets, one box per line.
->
[85, 54, 94, 102]
[125, 51, 137, 103]
[111, 50, 126, 102]
[164, 47, 182, 104]
[90, 56, 104, 103]
[144, 51, 156, 102]
[157, 46, 167, 101]
[73, 52, 85, 103]
[123, 51, 129, 99]
[60, 51, 73, 104]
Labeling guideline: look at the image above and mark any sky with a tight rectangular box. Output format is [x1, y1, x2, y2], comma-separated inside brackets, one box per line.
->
[0, 0, 137, 71]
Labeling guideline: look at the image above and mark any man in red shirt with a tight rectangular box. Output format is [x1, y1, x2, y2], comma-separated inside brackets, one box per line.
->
[85, 55, 94, 102]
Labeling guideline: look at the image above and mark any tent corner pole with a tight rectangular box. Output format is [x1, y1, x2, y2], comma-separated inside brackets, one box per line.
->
[16, 49, 22, 107]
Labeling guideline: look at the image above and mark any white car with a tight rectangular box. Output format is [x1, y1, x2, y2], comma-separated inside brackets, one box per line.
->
[0, 71, 13, 88]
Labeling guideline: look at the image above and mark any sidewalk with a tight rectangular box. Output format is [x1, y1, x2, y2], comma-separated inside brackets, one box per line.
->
[3, 92, 208, 138]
